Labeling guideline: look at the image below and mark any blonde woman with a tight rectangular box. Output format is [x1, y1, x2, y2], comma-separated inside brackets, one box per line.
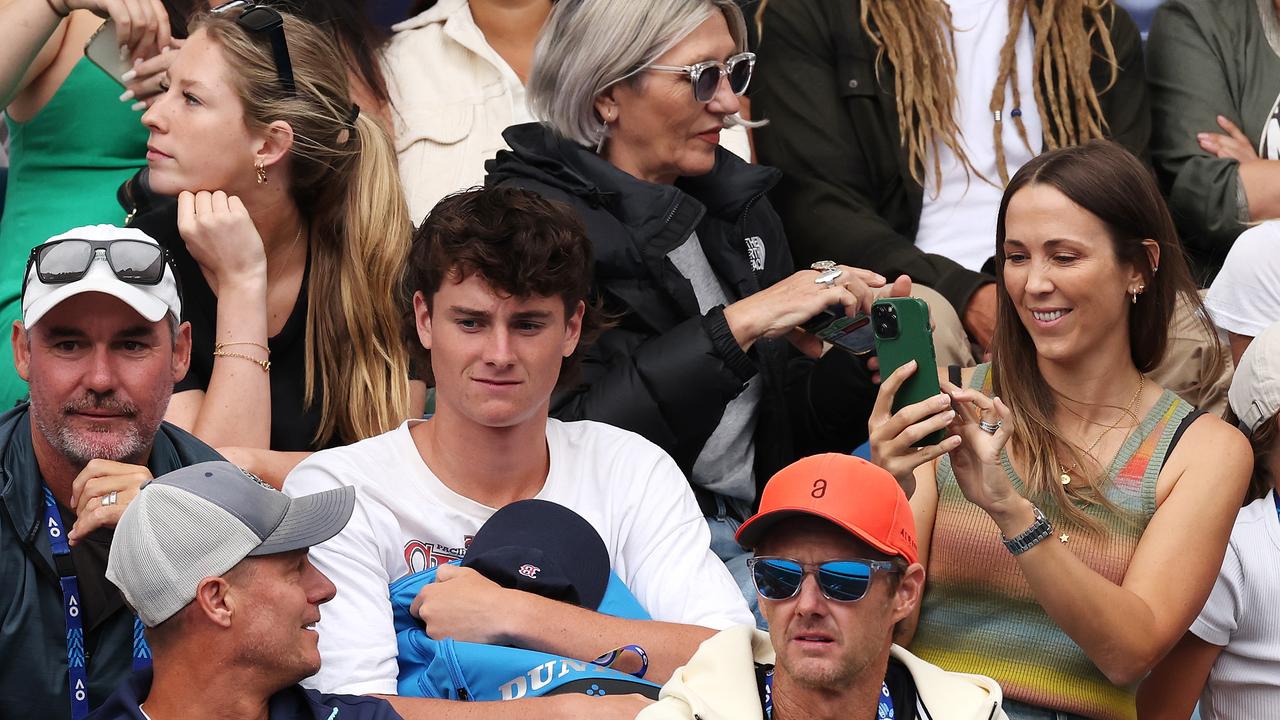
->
[869, 141, 1249, 720]
[138, 4, 416, 484]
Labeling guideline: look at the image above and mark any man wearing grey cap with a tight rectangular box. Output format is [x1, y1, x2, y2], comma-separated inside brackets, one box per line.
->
[87, 461, 401, 720]
[0, 225, 223, 719]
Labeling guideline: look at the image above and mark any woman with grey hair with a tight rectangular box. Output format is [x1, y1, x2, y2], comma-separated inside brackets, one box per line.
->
[486, 0, 914, 620]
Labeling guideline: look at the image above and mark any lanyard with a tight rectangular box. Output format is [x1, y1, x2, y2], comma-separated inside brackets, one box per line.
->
[42, 485, 150, 720]
[763, 668, 896, 719]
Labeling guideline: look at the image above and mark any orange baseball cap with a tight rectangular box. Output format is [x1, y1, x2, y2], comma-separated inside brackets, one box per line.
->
[735, 454, 918, 564]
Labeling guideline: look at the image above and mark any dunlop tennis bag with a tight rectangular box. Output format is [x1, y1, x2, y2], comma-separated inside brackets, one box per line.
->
[388, 564, 662, 701]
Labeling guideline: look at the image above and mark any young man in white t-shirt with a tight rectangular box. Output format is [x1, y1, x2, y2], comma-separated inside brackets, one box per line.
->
[284, 186, 754, 720]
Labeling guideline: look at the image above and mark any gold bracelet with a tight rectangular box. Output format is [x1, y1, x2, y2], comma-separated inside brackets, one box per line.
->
[215, 340, 270, 354]
[213, 350, 271, 372]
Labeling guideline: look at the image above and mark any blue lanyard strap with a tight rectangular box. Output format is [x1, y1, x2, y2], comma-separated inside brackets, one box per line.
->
[763, 668, 896, 719]
[41, 486, 150, 720]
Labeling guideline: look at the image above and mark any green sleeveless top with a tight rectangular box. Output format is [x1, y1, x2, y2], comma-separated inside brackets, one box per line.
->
[910, 364, 1193, 720]
[0, 56, 147, 404]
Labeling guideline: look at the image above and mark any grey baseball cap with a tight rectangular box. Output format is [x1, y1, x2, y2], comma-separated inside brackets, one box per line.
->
[1230, 322, 1280, 435]
[106, 461, 355, 627]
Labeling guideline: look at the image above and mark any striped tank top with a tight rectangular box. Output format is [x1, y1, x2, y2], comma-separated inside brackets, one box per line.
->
[910, 364, 1194, 720]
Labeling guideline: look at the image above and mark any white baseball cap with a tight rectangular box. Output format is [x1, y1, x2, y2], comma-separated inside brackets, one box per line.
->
[1229, 321, 1280, 435]
[21, 225, 182, 328]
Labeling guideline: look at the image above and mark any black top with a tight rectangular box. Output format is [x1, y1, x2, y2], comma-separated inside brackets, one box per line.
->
[130, 200, 330, 452]
[164, 235, 330, 452]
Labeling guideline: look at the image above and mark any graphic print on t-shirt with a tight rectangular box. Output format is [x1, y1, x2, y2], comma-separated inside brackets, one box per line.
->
[403, 536, 473, 574]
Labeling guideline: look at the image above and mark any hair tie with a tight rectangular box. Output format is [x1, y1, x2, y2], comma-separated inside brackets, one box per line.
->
[347, 103, 360, 126]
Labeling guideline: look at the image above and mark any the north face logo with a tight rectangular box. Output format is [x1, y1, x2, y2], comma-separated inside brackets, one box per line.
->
[744, 236, 765, 271]
[518, 564, 541, 579]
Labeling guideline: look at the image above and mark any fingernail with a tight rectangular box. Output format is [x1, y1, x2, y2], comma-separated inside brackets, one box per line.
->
[119, 89, 135, 102]
[121, 69, 137, 82]
[161, 46, 170, 53]
[131, 101, 146, 111]
[945, 410, 956, 421]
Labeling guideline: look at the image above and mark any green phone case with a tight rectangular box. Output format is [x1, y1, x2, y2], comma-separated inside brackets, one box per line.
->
[872, 297, 944, 446]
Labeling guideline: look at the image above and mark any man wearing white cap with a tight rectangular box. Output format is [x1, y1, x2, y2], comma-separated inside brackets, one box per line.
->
[0, 225, 223, 719]
[87, 461, 401, 720]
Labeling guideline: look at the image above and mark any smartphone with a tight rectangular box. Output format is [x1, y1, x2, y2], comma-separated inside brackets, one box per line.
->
[85, 20, 132, 87]
[872, 297, 944, 446]
[800, 305, 875, 356]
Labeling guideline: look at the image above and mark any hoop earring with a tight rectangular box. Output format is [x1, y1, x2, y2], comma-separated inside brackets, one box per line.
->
[255, 161, 267, 185]
[1131, 285, 1144, 304]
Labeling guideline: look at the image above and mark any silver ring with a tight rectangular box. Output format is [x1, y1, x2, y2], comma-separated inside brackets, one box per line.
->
[979, 419, 1002, 434]
[101, 490, 119, 507]
[814, 268, 843, 286]
[810, 260, 837, 272]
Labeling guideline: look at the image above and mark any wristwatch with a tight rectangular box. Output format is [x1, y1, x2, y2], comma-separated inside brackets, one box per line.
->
[1001, 505, 1053, 556]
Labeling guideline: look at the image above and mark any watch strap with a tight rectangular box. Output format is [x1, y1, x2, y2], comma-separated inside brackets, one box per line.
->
[1001, 505, 1052, 556]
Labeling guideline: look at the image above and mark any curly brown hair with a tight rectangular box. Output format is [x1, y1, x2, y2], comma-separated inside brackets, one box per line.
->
[406, 186, 604, 387]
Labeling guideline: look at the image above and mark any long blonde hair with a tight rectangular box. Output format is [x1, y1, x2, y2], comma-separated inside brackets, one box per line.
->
[758, 0, 1119, 190]
[196, 10, 412, 446]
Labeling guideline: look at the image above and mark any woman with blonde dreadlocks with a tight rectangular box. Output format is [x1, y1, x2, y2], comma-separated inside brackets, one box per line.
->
[750, 0, 1148, 358]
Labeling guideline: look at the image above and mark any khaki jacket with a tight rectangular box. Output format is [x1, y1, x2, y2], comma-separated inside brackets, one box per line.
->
[638, 625, 1009, 720]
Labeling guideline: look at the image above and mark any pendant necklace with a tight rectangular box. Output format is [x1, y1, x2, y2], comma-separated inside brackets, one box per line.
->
[1058, 374, 1145, 486]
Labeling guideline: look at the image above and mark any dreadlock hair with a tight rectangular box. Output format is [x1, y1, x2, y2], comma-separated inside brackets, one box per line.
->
[822, 0, 1121, 190]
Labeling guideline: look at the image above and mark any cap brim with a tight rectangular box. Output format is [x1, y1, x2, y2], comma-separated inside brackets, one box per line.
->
[735, 507, 902, 559]
[249, 485, 356, 556]
[24, 278, 170, 328]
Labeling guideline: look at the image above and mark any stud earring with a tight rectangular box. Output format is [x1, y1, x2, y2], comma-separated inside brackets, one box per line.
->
[255, 161, 267, 185]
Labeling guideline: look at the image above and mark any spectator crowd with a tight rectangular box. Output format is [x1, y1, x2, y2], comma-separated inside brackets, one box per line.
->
[1, 0, 1278, 719]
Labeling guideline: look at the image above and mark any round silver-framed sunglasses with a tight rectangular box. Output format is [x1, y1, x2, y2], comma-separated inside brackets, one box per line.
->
[646, 52, 756, 103]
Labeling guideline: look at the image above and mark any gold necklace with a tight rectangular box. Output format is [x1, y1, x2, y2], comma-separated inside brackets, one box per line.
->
[1058, 373, 1145, 486]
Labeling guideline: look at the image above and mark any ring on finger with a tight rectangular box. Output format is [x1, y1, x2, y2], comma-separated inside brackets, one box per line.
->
[814, 268, 843, 286]
[810, 260, 837, 272]
[100, 490, 120, 507]
[978, 419, 1002, 434]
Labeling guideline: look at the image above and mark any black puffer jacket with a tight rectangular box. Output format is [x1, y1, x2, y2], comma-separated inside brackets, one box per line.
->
[486, 122, 877, 515]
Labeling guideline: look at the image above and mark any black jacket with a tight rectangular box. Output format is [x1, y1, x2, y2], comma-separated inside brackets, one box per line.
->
[0, 406, 222, 719]
[486, 122, 877, 515]
[751, 0, 1151, 313]
[87, 669, 402, 719]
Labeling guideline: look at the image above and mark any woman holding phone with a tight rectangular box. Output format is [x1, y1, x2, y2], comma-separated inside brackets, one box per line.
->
[136, 3, 416, 484]
[868, 140, 1249, 720]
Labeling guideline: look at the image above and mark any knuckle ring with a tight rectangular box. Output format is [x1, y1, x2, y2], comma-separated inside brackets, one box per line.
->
[810, 260, 837, 272]
[814, 268, 843, 286]
[979, 419, 1002, 434]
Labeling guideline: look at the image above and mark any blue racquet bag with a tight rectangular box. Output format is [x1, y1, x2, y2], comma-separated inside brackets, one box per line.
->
[389, 563, 662, 701]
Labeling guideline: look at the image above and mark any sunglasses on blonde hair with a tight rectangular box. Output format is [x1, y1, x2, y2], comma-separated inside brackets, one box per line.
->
[210, 0, 296, 95]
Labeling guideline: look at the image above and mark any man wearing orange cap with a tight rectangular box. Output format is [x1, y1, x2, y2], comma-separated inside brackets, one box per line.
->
[638, 454, 1009, 720]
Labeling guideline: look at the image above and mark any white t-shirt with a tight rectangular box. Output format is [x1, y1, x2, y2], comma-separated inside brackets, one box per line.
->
[914, 0, 1043, 271]
[1205, 221, 1280, 337]
[1189, 490, 1280, 719]
[284, 418, 754, 695]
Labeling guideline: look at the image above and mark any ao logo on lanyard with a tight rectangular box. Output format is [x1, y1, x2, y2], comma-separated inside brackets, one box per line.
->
[42, 485, 150, 720]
